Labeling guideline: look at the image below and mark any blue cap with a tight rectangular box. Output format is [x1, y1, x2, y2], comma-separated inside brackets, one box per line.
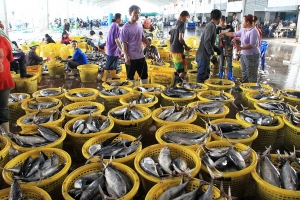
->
[99, 31, 103, 35]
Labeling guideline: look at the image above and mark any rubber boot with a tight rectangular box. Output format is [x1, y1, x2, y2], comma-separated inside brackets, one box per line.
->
[128, 79, 136, 87]
[110, 70, 120, 79]
[0, 122, 9, 133]
[140, 79, 149, 85]
[227, 71, 236, 82]
[219, 71, 224, 79]
[101, 70, 108, 82]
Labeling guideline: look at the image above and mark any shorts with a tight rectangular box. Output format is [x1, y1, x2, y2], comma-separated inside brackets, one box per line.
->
[105, 55, 119, 70]
[171, 52, 187, 73]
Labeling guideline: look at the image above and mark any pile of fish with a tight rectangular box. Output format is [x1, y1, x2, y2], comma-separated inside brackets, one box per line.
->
[140, 146, 193, 178]
[280, 90, 300, 99]
[239, 106, 278, 126]
[22, 110, 61, 125]
[256, 102, 297, 114]
[8, 180, 23, 200]
[251, 90, 281, 100]
[66, 105, 98, 115]
[110, 105, 144, 120]
[158, 104, 195, 122]
[9, 125, 60, 147]
[149, 59, 166, 66]
[68, 162, 133, 199]
[27, 99, 59, 110]
[242, 83, 269, 91]
[68, 91, 95, 98]
[8, 93, 28, 103]
[286, 112, 300, 127]
[178, 82, 204, 90]
[161, 129, 210, 146]
[201, 145, 252, 172]
[202, 90, 230, 101]
[191, 102, 226, 114]
[211, 122, 257, 139]
[136, 86, 163, 93]
[106, 80, 130, 87]
[35, 88, 64, 97]
[72, 114, 110, 134]
[210, 80, 232, 86]
[100, 87, 128, 96]
[257, 146, 300, 190]
[3, 151, 64, 182]
[127, 93, 156, 105]
[163, 87, 195, 98]
[87, 133, 141, 158]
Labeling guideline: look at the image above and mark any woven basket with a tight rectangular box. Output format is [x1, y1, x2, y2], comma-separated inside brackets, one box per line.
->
[21, 97, 62, 114]
[119, 93, 158, 111]
[245, 90, 284, 109]
[8, 93, 31, 123]
[32, 88, 65, 100]
[280, 89, 300, 108]
[204, 79, 235, 92]
[65, 88, 99, 102]
[161, 92, 196, 106]
[240, 83, 273, 105]
[0, 186, 51, 200]
[282, 114, 300, 153]
[197, 90, 234, 107]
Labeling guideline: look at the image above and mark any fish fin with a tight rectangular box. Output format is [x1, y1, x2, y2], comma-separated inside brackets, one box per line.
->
[36, 169, 43, 187]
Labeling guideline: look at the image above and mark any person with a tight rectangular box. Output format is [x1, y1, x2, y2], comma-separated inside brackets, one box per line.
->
[254, 16, 262, 43]
[66, 40, 88, 71]
[143, 16, 151, 29]
[44, 34, 55, 44]
[192, 16, 195, 22]
[219, 14, 260, 83]
[102, 13, 123, 82]
[143, 38, 160, 60]
[292, 14, 297, 24]
[120, 5, 150, 86]
[61, 31, 71, 44]
[196, 9, 222, 83]
[216, 15, 235, 81]
[0, 21, 32, 78]
[63, 19, 70, 33]
[275, 16, 282, 25]
[169, 11, 191, 80]
[287, 17, 291, 26]
[229, 12, 240, 32]
[26, 41, 43, 66]
[98, 31, 106, 51]
[87, 30, 98, 51]
[0, 36, 14, 133]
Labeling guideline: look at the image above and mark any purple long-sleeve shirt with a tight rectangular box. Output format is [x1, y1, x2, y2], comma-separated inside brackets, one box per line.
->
[234, 27, 260, 55]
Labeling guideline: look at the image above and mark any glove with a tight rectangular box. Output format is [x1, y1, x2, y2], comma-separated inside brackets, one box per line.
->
[211, 55, 218, 65]
[214, 46, 222, 55]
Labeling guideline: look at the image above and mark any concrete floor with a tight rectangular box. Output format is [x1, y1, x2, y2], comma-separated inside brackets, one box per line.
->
[7, 26, 300, 199]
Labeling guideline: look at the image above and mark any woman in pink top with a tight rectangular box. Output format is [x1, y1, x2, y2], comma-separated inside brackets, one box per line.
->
[219, 14, 260, 83]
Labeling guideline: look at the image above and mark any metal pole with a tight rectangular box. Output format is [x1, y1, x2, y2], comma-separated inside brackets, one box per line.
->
[3, 0, 9, 37]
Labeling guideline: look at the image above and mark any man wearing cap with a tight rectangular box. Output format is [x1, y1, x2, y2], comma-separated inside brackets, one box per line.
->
[98, 31, 106, 51]
[66, 40, 88, 71]
[26, 41, 43, 66]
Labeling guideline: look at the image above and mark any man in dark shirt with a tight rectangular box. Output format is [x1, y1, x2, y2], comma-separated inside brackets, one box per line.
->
[44, 34, 55, 44]
[63, 19, 70, 33]
[196, 9, 222, 83]
[169, 10, 191, 79]
[26, 41, 43, 66]
[143, 38, 160, 61]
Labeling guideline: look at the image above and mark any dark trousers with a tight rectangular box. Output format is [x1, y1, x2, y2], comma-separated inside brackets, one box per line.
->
[125, 58, 148, 80]
[10, 51, 27, 76]
[105, 55, 118, 70]
[67, 60, 80, 69]
[0, 88, 11, 124]
[196, 58, 210, 83]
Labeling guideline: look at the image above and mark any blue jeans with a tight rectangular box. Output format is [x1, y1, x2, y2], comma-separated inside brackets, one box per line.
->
[87, 40, 97, 50]
[219, 50, 233, 73]
[196, 58, 210, 83]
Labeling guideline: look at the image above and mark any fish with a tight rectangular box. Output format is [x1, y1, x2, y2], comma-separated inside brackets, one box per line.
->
[9, 179, 22, 200]
[158, 177, 190, 200]
[179, 82, 204, 90]
[8, 93, 28, 103]
[129, 93, 156, 105]
[281, 91, 300, 99]
[100, 87, 128, 96]
[163, 87, 195, 98]
[140, 157, 160, 178]
[162, 130, 210, 146]
[172, 157, 190, 173]
[106, 80, 130, 86]
[110, 105, 144, 120]
[211, 80, 232, 85]
[136, 86, 162, 93]
[227, 146, 246, 170]
[158, 105, 195, 122]
[79, 175, 105, 200]
[37, 125, 60, 142]
[72, 116, 110, 134]
[68, 91, 94, 98]
[158, 146, 173, 174]
[38, 87, 64, 97]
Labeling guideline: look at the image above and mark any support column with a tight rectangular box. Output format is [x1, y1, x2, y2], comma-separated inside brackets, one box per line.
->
[39, 0, 49, 32]
[0, 0, 9, 36]
[296, 8, 300, 42]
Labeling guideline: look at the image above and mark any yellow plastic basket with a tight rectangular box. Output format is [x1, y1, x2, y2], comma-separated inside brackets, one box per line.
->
[161, 92, 196, 107]
[152, 106, 197, 128]
[280, 89, 300, 108]
[232, 60, 242, 78]
[197, 90, 234, 107]
[8, 93, 31, 124]
[32, 88, 65, 100]
[99, 86, 132, 112]
[65, 115, 114, 157]
[204, 79, 235, 92]
[191, 60, 198, 71]
[132, 84, 166, 108]
[10, 125, 66, 154]
[188, 101, 230, 127]
[196, 141, 257, 199]
[253, 100, 294, 117]
[134, 143, 201, 192]
[282, 114, 300, 153]
[62, 162, 139, 200]
[119, 93, 158, 110]
[0, 136, 11, 168]
[108, 105, 152, 137]
[185, 55, 196, 70]
[102, 80, 134, 89]
[27, 65, 42, 83]
[155, 124, 210, 150]
[251, 154, 300, 200]
[65, 88, 100, 102]
[46, 61, 65, 77]
[146, 177, 223, 200]
[240, 83, 273, 105]
[3, 148, 71, 200]
[82, 133, 142, 168]
[77, 64, 99, 83]
[61, 101, 105, 120]
[176, 82, 209, 92]
[187, 70, 197, 82]
[16, 111, 65, 131]
[210, 118, 258, 146]
[150, 72, 174, 86]
[21, 97, 62, 114]
[13, 74, 38, 93]
[0, 186, 51, 200]
[245, 90, 284, 109]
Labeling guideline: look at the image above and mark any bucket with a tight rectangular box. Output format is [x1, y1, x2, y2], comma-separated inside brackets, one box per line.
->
[46, 61, 65, 77]
[13, 74, 38, 93]
[77, 64, 99, 83]
[187, 70, 197, 82]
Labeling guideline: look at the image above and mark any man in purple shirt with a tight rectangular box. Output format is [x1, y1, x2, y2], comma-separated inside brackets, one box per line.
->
[103, 13, 123, 82]
[119, 5, 150, 86]
[219, 14, 260, 83]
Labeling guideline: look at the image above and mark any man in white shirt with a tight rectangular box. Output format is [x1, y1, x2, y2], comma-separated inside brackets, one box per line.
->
[87, 30, 99, 51]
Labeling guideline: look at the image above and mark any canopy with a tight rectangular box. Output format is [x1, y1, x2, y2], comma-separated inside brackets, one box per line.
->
[141, 12, 161, 16]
